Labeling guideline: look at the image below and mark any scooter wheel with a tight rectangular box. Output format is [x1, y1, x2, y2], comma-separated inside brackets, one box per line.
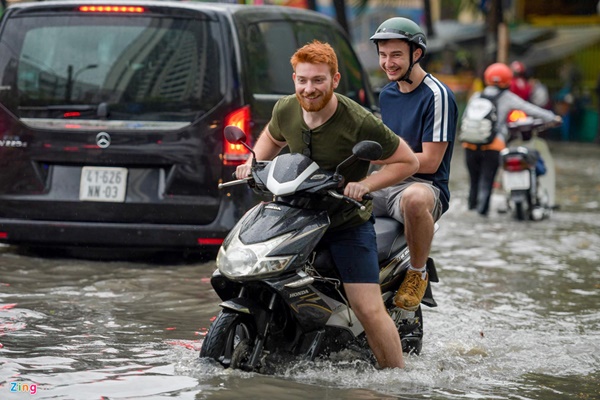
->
[199, 310, 256, 369]
[514, 201, 527, 221]
[399, 306, 423, 355]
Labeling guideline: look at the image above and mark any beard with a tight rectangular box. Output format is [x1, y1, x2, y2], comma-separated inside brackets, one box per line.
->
[296, 84, 334, 112]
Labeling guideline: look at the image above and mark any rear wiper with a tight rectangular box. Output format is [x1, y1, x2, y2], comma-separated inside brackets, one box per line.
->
[20, 104, 95, 111]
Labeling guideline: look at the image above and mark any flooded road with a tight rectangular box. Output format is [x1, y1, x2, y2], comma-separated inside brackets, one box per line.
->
[1, 141, 599, 399]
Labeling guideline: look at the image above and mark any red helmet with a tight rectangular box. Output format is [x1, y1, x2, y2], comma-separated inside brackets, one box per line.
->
[484, 63, 513, 88]
[510, 60, 526, 76]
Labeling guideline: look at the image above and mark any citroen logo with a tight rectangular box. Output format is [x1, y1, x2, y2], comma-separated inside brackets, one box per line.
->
[96, 132, 111, 148]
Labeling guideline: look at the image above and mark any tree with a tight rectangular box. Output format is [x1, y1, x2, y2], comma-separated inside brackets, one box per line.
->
[481, 0, 507, 64]
[333, 0, 350, 34]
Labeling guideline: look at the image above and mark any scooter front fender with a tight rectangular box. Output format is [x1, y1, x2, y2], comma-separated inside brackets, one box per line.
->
[219, 297, 271, 336]
[220, 297, 266, 317]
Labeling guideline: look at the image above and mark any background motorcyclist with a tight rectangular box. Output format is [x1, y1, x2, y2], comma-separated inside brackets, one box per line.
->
[369, 17, 458, 312]
[461, 62, 561, 216]
[509, 60, 532, 101]
[235, 40, 419, 369]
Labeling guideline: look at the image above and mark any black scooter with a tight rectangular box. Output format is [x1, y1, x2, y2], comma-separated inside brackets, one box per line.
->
[199, 126, 439, 372]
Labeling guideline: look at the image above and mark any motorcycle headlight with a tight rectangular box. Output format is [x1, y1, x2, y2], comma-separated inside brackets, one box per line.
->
[217, 232, 293, 280]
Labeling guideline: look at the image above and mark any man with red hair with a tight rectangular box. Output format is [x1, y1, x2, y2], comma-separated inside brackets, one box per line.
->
[235, 40, 419, 369]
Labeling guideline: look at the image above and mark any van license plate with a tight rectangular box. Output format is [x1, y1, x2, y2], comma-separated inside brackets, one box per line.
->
[502, 170, 530, 191]
[79, 167, 128, 202]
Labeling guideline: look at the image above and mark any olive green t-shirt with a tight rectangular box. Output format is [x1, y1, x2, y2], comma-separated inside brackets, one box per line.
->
[268, 93, 400, 231]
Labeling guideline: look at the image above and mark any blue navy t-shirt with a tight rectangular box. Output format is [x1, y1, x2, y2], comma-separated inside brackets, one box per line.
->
[379, 74, 458, 212]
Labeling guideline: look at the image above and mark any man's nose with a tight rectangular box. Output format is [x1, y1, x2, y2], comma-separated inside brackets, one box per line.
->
[304, 82, 316, 92]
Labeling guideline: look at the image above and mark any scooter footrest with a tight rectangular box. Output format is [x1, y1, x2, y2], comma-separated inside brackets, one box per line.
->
[426, 257, 439, 282]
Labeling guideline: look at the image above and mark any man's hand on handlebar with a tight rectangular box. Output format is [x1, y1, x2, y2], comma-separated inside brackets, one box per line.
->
[553, 115, 563, 127]
[344, 181, 371, 201]
[235, 163, 252, 180]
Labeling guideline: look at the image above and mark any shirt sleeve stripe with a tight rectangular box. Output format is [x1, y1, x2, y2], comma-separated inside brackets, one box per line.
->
[424, 75, 450, 142]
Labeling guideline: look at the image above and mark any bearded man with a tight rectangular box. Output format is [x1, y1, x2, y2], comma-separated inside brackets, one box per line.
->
[235, 40, 419, 369]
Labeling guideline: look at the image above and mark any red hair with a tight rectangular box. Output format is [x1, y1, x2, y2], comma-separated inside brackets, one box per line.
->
[290, 40, 338, 77]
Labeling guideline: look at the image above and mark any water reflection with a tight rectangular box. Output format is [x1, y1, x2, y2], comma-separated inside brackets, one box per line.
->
[0, 142, 599, 399]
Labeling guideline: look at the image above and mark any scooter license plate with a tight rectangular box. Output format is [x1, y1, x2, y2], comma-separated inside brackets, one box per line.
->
[502, 170, 530, 190]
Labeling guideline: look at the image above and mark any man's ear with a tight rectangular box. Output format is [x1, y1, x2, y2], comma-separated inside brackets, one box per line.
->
[414, 47, 424, 63]
[333, 71, 341, 89]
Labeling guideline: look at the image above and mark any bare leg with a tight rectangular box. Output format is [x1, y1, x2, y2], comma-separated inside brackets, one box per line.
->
[400, 183, 435, 269]
[344, 283, 405, 369]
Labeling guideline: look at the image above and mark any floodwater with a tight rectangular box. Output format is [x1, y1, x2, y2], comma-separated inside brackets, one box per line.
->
[1, 142, 599, 400]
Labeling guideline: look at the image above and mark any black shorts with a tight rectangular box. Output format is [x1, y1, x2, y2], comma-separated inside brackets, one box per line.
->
[320, 216, 379, 284]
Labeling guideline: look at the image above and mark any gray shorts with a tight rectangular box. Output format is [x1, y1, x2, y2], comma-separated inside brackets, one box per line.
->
[372, 177, 443, 224]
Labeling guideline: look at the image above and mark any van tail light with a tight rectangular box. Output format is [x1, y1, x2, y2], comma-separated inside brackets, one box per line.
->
[223, 106, 252, 166]
[0, 232, 8, 239]
[197, 238, 224, 246]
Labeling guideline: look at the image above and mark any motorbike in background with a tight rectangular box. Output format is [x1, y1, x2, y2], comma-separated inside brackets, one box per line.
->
[500, 110, 560, 221]
[199, 126, 439, 373]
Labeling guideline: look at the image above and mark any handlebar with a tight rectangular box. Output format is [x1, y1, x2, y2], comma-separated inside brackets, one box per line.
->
[327, 190, 367, 211]
[218, 177, 252, 189]
[219, 161, 370, 211]
[508, 117, 562, 131]
[218, 178, 369, 211]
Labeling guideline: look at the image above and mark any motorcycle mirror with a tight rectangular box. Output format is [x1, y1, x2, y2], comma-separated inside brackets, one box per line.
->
[224, 125, 247, 144]
[224, 125, 256, 167]
[334, 141, 383, 181]
[352, 140, 383, 161]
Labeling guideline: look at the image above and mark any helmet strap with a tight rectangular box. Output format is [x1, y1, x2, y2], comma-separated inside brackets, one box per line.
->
[395, 42, 418, 84]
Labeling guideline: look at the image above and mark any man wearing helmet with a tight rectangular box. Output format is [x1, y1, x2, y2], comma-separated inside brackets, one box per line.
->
[370, 17, 458, 312]
[509, 60, 532, 101]
[236, 40, 419, 369]
[462, 62, 560, 216]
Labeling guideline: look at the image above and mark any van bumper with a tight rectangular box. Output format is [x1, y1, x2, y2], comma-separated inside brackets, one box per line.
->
[0, 197, 245, 251]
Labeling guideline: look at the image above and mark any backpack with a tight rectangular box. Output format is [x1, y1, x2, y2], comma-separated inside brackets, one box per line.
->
[458, 92, 501, 145]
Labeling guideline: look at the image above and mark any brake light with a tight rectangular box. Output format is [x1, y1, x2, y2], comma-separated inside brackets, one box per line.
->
[504, 156, 527, 172]
[0, 232, 7, 239]
[223, 106, 251, 166]
[197, 238, 224, 246]
[507, 109, 527, 123]
[79, 5, 145, 13]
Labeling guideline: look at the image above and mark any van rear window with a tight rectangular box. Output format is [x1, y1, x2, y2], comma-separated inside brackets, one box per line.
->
[0, 14, 224, 124]
[243, 20, 367, 105]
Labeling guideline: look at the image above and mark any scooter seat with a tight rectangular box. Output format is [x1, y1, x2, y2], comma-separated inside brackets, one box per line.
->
[374, 217, 406, 262]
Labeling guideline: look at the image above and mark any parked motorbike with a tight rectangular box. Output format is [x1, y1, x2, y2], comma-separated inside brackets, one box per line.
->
[500, 110, 559, 221]
[199, 126, 439, 372]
